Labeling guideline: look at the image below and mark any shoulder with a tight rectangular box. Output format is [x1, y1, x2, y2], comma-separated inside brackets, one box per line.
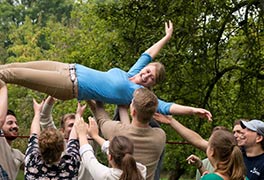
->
[152, 127, 166, 136]
[201, 173, 223, 180]
[146, 127, 166, 144]
[12, 148, 24, 159]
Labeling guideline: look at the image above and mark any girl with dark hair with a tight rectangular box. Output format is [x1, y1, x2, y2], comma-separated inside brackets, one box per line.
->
[75, 116, 146, 180]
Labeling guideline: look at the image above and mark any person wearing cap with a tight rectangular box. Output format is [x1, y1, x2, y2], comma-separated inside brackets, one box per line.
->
[153, 114, 263, 180]
[240, 119, 264, 180]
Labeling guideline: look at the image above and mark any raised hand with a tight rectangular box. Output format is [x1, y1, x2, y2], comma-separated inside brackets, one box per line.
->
[186, 154, 202, 168]
[76, 101, 87, 117]
[87, 117, 99, 139]
[165, 20, 173, 39]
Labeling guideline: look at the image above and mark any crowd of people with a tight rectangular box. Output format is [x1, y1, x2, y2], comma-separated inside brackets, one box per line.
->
[0, 20, 263, 180]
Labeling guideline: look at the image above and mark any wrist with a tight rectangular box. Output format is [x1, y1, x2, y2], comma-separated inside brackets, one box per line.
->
[197, 161, 203, 169]
[0, 80, 6, 88]
[92, 134, 99, 140]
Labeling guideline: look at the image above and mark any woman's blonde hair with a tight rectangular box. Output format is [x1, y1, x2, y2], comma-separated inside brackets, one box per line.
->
[148, 62, 165, 85]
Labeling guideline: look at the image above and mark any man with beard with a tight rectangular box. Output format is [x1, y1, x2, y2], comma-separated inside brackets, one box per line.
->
[0, 80, 24, 180]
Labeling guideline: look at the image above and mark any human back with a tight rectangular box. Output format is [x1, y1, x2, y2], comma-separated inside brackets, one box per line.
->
[92, 87, 166, 180]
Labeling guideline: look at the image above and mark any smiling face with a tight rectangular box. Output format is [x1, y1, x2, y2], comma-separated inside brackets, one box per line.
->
[2, 115, 19, 141]
[233, 124, 245, 147]
[138, 64, 157, 87]
[240, 128, 261, 148]
[62, 118, 75, 139]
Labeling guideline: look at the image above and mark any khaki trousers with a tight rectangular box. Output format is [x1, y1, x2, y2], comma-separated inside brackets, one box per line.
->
[0, 61, 77, 100]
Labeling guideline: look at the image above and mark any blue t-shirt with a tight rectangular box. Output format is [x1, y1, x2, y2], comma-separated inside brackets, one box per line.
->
[76, 53, 173, 115]
[243, 152, 264, 180]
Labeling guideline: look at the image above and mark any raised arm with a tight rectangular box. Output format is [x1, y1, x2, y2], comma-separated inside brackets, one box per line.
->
[75, 115, 88, 146]
[40, 96, 56, 130]
[118, 105, 130, 124]
[145, 20, 173, 59]
[30, 99, 44, 135]
[153, 113, 208, 152]
[76, 101, 87, 118]
[86, 100, 111, 128]
[68, 102, 87, 141]
[0, 80, 8, 129]
[87, 100, 118, 139]
[87, 117, 105, 147]
[75, 114, 113, 180]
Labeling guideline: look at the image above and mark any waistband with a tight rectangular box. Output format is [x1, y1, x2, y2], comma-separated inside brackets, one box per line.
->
[69, 64, 78, 98]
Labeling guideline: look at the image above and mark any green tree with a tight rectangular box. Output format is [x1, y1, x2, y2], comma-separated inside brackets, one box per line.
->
[1, 0, 264, 179]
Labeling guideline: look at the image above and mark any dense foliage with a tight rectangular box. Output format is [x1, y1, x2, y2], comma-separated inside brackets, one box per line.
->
[1, 0, 264, 179]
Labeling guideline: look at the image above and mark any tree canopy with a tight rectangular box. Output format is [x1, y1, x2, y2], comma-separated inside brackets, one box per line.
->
[1, 0, 264, 179]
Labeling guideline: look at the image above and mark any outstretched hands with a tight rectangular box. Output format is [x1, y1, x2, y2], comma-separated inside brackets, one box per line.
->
[192, 108, 212, 121]
[30, 99, 44, 135]
[74, 115, 100, 139]
[74, 115, 88, 137]
[33, 99, 44, 115]
[153, 113, 173, 125]
[75, 115, 106, 147]
[76, 101, 87, 117]
[186, 154, 203, 168]
[186, 154, 209, 176]
[87, 117, 99, 138]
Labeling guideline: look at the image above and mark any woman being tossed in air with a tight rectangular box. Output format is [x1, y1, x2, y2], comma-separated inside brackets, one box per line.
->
[0, 20, 212, 119]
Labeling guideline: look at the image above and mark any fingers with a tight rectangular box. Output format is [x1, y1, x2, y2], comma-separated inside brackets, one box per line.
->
[165, 20, 173, 32]
[186, 154, 199, 165]
[88, 117, 97, 128]
[207, 114, 212, 122]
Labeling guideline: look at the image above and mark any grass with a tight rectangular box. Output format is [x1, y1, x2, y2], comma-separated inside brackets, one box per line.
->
[16, 170, 24, 180]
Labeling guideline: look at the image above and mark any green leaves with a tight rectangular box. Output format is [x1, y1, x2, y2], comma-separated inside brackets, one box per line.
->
[1, 0, 264, 179]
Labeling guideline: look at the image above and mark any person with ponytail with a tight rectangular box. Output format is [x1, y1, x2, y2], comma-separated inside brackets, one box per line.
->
[187, 129, 249, 180]
[75, 115, 146, 180]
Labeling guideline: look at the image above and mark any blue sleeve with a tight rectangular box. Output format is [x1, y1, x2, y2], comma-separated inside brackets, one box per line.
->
[157, 99, 173, 115]
[127, 53, 152, 77]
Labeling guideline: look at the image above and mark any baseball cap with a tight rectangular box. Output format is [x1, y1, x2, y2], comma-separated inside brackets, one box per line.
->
[240, 119, 264, 136]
